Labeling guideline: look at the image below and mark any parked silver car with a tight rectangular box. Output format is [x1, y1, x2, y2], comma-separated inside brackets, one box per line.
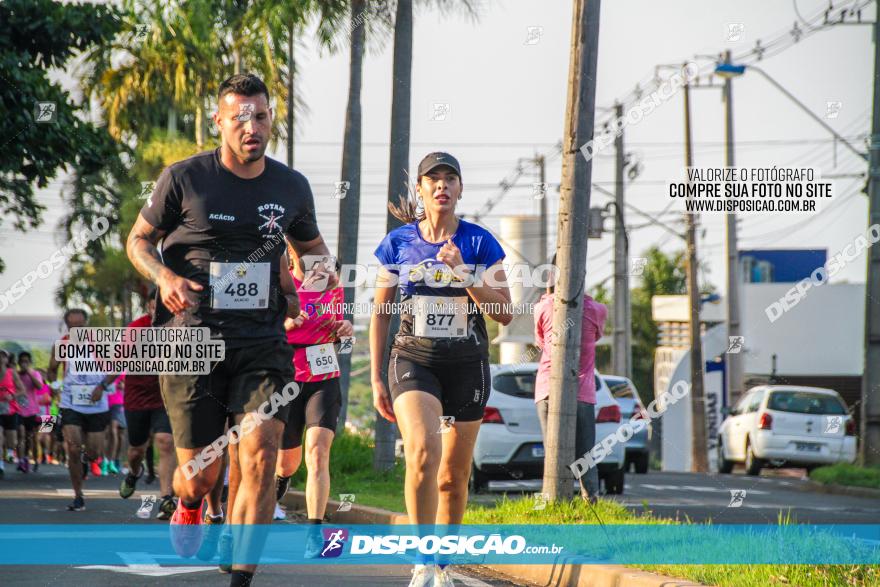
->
[602, 375, 652, 474]
[470, 363, 626, 494]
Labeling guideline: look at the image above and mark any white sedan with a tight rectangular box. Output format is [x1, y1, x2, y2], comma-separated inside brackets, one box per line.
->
[717, 385, 857, 476]
[471, 364, 626, 494]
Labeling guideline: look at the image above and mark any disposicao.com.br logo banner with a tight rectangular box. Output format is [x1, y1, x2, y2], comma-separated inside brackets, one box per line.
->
[0, 524, 877, 565]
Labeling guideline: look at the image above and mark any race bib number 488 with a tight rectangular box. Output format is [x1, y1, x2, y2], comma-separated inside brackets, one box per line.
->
[210, 262, 270, 310]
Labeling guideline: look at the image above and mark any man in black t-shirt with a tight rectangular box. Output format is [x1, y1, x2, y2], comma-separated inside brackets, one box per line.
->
[127, 74, 335, 584]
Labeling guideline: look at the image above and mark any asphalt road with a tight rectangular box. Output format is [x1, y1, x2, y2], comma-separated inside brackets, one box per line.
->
[0, 463, 525, 587]
[2, 461, 877, 585]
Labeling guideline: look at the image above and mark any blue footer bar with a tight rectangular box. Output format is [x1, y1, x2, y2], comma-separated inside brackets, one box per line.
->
[0, 524, 878, 565]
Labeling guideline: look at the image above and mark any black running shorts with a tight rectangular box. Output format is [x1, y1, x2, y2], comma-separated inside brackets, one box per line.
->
[159, 339, 294, 449]
[388, 353, 490, 422]
[59, 408, 110, 434]
[0, 414, 19, 430]
[281, 378, 342, 450]
[20, 415, 41, 433]
[125, 407, 172, 447]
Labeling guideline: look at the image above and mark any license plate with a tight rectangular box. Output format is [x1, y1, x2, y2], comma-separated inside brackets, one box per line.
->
[795, 442, 821, 452]
[531, 444, 545, 458]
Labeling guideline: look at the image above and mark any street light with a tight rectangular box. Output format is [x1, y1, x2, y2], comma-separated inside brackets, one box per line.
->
[714, 61, 866, 161]
[713, 63, 745, 78]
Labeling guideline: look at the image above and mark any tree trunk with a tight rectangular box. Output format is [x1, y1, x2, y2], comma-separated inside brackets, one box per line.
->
[286, 23, 295, 169]
[167, 107, 177, 137]
[542, 0, 601, 502]
[336, 0, 366, 434]
[195, 102, 204, 148]
[233, 47, 242, 74]
[373, 0, 412, 470]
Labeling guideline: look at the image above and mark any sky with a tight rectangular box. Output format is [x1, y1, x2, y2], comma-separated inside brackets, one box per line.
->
[0, 0, 872, 317]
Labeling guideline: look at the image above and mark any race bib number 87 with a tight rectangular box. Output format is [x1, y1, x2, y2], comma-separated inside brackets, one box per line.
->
[210, 262, 270, 310]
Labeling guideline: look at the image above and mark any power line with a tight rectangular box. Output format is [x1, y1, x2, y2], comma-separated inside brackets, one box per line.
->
[593, 0, 872, 131]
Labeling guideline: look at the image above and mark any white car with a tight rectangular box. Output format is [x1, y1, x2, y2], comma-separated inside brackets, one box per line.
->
[602, 375, 652, 474]
[717, 385, 857, 476]
[471, 363, 626, 494]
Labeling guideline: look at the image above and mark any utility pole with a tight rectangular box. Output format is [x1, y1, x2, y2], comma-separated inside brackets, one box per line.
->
[537, 153, 548, 262]
[861, 1, 880, 466]
[683, 63, 709, 472]
[542, 0, 601, 501]
[286, 24, 295, 169]
[723, 49, 743, 407]
[612, 102, 631, 380]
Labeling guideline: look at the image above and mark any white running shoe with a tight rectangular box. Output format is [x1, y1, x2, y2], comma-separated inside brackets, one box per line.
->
[273, 503, 286, 521]
[408, 564, 436, 587]
[433, 566, 455, 587]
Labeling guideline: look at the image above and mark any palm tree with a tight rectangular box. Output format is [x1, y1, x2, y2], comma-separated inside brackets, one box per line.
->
[335, 0, 368, 435]
[307, 0, 391, 434]
[85, 0, 311, 149]
[372, 0, 479, 468]
[66, 0, 316, 320]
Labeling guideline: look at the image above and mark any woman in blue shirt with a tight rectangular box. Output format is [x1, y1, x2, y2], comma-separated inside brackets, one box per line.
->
[370, 152, 512, 587]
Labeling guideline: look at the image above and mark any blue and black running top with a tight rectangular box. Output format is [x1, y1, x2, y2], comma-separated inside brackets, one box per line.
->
[374, 219, 505, 366]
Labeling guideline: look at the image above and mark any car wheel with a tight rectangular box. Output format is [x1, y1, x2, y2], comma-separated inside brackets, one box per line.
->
[717, 438, 734, 474]
[469, 463, 489, 494]
[604, 467, 625, 495]
[744, 439, 763, 476]
[633, 452, 649, 474]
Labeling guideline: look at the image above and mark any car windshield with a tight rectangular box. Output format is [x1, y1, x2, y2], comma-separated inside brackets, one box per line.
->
[767, 391, 846, 415]
[493, 372, 536, 399]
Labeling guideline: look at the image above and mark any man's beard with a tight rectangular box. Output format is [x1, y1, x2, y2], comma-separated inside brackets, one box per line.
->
[233, 141, 266, 162]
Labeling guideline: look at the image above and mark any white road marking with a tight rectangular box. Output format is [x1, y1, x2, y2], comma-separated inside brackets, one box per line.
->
[54, 489, 127, 497]
[75, 552, 214, 577]
[450, 570, 494, 587]
[637, 484, 769, 495]
[75, 565, 214, 577]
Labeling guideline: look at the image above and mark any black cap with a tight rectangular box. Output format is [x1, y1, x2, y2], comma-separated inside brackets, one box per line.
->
[417, 152, 462, 179]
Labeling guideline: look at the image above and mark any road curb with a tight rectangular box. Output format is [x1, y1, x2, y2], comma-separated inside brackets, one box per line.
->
[280, 491, 710, 587]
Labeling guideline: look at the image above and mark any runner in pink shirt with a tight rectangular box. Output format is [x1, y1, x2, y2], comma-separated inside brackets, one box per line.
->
[274, 248, 351, 555]
[0, 350, 25, 478]
[103, 375, 126, 474]
[15, 352, 49, 472]
[219, 247, 353, 571]
[533, 255, 607, 501]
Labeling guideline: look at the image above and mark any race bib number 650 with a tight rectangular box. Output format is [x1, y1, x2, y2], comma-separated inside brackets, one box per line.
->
[210, 262, 270, 310]
[306, 343, 339, 376]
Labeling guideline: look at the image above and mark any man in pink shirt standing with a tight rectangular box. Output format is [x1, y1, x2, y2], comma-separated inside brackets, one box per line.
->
[533, 256, 607, 501]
